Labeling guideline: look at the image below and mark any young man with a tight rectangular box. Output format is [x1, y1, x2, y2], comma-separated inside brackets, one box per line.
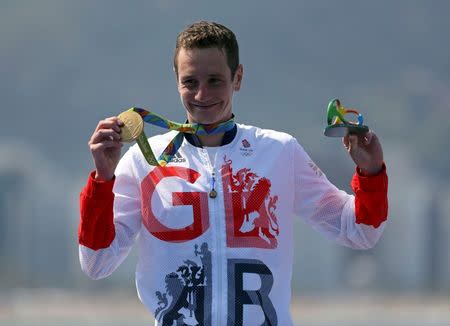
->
[79, 21, 388, 325]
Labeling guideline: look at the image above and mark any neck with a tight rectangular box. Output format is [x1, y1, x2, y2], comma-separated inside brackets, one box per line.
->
[197, 133, 224, 147]
[187, 115, 234, 147]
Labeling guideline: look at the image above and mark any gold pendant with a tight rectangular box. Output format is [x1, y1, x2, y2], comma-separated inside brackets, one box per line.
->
[209, 189, 217, 198]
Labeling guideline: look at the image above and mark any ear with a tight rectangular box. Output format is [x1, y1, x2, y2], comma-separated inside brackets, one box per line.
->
[233, 64, 243, 91]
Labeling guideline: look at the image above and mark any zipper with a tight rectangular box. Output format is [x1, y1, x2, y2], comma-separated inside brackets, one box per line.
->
[202, 147, 223, 325]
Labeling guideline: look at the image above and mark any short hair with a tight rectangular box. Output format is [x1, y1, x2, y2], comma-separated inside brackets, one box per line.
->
[173, 21, 239, 78]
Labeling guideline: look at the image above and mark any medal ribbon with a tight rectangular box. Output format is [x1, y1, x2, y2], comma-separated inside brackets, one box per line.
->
[127, 107, 235, 166]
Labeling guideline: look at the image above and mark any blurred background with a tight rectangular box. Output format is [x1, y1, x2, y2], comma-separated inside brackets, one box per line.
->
[1, 0, 450, 325]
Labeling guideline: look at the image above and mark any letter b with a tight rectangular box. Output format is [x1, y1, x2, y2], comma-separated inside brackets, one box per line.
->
[227, 259, 277, 326]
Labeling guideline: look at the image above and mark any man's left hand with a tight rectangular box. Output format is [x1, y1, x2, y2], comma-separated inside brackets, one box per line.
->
[343, 131, 384, 176]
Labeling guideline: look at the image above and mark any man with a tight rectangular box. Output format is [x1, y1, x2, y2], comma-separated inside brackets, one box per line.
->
[79, 21, 388, 325]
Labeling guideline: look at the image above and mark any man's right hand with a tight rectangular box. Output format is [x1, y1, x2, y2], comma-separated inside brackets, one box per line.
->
[88, 117, 124, 181]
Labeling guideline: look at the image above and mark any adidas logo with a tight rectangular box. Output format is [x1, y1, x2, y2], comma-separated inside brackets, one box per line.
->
[172, 152, 186, 163]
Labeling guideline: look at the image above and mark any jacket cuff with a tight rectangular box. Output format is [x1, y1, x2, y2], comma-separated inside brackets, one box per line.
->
[82, 171, 115, 197]
[351, 163, 388, 228]
[78, 171, 116, 250]
[353, 163, 388, 192]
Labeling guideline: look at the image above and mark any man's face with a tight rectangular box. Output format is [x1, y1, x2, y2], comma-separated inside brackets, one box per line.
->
[176, 47, 243, 125]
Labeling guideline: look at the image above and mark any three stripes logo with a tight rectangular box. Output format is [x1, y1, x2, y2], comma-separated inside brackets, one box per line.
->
[172, 152, 186, 163]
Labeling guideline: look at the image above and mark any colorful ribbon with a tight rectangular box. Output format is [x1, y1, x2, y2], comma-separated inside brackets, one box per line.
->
[127, 107, 235, 166]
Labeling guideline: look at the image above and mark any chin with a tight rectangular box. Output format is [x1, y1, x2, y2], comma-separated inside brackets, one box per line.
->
[193, 116, 219, 125]
[189, 110, 228, 125]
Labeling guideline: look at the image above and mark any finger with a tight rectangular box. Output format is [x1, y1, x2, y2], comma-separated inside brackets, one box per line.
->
[90, 140, 123, 152]
[89, 129, 122, 145]
[95, 117, 123, 133]
[97, 119, 122, 133]
[369, 131, 379, 144]
[342, 135, 350, 149]
[93, 128, 122, 142]
[347, 134, 359, 150]
[363, 131, 373, 145]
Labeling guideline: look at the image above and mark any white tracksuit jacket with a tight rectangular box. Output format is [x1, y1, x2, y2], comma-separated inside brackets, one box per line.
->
[79, 123, 386, 326]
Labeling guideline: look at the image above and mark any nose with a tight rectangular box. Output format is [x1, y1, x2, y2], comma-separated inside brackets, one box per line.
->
[194, 82, 210, 102]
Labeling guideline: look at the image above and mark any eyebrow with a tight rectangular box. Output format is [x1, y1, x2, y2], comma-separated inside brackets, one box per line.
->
[180, 73, 225, 80]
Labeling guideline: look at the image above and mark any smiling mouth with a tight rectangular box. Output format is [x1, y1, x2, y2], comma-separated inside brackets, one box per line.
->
[191, 103, 219, 110]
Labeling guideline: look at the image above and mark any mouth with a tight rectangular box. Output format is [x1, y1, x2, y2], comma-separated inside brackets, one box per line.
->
[190, 102, 220, 110]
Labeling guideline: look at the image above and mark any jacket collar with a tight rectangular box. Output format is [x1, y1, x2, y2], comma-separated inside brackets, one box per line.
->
[184, 124, 237, 148]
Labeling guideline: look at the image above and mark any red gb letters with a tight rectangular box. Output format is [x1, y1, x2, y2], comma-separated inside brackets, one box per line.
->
[221, 159, 279, 249]
[141, 163, 279, 248]
[141, 166, 210, 242]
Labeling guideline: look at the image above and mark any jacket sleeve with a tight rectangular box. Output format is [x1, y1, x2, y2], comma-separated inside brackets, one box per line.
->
[78, 150, 142, 279]
[292, 138, 388, 249]
[351, 164, 388, 228]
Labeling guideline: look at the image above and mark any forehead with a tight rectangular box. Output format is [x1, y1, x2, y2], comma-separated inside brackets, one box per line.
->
[177, 47, 230, 77]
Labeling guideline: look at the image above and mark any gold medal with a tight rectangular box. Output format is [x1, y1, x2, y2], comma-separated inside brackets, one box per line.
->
[118, 110, 144, 142]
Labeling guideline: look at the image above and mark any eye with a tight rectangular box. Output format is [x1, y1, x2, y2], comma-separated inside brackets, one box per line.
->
[209, 77, 223, 86]
[181, 79, 198, 89]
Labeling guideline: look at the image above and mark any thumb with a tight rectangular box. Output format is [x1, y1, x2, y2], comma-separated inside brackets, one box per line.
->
[346, 134, 359, 152]
[363, 131, 373, 145]
[342, 135, 350, 150]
